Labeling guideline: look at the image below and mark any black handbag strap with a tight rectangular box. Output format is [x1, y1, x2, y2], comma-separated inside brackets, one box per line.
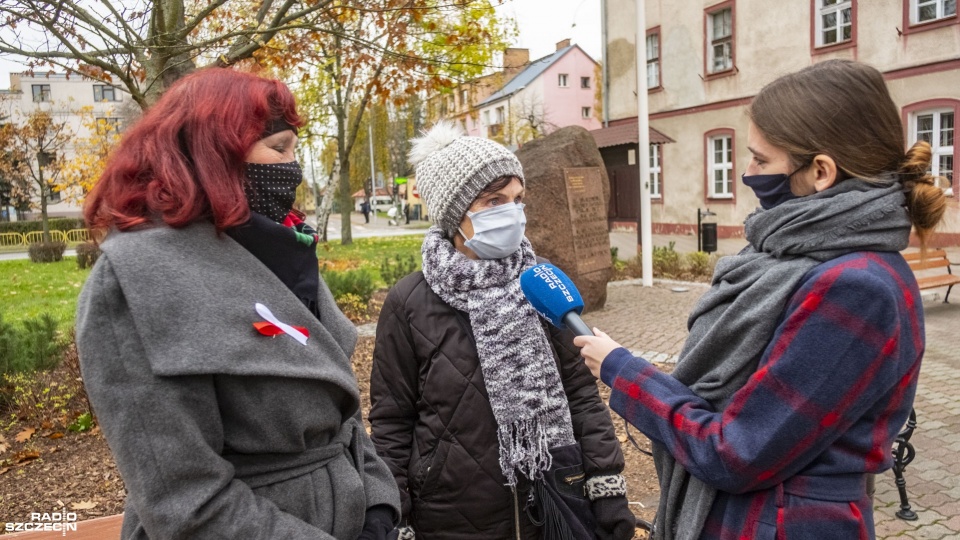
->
[526, 477, 578, 540]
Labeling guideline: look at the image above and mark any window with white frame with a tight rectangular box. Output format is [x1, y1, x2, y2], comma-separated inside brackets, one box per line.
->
[816, 0, 852, 46]
[460, 88, 468, 108]
[495, 106, 505, 125]
[483, 110, 491, 126]
[558, 74, 568, 87]
[707, 8, 733, 73]
[93, 84, 121, 102]
[582, 107, 591, 119]
[581, 76, 591, 89]
[912, 109, 954, 195]
[912, 0, 957, 24]
[708, 134, 733, 197]
[649, 145, 662, 199]
[31, 84, 51, 102]
[95, 117, 123, 133]
[646, 33, 660, 89]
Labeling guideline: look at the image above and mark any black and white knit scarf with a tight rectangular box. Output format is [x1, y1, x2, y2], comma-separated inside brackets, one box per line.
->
[421, 227, 577, 486]
[653, 179, 913, 540]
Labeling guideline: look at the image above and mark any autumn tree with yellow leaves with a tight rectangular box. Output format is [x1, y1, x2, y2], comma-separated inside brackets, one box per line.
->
[0, 0, 345, 108]
[57, 107, 124, 204]
[288, 0, 515, 244]
[0, 110, 72, 241]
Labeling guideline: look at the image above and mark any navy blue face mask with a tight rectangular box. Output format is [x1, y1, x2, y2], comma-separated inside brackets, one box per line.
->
[741, 163, 809, 210]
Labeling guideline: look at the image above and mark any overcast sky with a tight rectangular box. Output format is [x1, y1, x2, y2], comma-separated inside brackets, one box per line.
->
[0, 0, 603, 89]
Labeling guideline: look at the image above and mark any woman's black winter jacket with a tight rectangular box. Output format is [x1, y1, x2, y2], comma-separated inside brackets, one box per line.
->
[369, 271, 626, 539]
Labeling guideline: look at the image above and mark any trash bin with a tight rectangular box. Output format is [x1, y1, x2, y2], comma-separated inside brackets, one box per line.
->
[700, 222, 717, 253]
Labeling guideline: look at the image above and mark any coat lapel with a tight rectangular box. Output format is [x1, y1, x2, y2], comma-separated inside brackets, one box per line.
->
[101, 222, 359, 398]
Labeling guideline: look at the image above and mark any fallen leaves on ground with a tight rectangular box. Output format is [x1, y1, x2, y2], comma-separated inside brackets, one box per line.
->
[10, 450, 41, 465]
[15, 427, 36, 443]
[70, 500, 98, 510]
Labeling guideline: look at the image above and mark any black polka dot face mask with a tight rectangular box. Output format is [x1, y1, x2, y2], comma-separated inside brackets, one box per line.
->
[244, 161, 303, 222]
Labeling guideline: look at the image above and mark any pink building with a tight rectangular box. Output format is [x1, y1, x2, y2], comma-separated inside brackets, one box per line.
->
[434, 40, 601, 149]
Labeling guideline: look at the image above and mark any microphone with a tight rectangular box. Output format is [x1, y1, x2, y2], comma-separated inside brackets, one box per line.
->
[519, 263, 594, 336]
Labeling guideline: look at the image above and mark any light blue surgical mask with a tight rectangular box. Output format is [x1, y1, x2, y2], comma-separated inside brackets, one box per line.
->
[459, 203, 527, 259]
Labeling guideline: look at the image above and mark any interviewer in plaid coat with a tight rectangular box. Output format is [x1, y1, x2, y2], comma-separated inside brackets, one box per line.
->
[576, 60, 949, 540]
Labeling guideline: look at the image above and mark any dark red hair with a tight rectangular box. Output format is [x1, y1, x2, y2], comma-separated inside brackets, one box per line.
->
[84, 67, 303, 234]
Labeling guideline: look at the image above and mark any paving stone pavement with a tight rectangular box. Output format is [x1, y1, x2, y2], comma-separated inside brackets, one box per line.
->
[582, 278, 960, 540]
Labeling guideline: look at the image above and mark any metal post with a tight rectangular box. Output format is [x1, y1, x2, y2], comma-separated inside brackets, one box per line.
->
[601, 0, 610, 128]
[368, 110, 376, 225]
[635, 0, 652, 287]
[892, 409, 918, 521]
[697, 209, 702, 253]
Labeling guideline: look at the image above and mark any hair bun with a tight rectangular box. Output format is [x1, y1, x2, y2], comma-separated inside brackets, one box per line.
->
[408, 121, 464, 166]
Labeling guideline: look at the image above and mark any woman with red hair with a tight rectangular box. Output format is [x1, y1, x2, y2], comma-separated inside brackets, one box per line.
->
[76, 68, 401, 540]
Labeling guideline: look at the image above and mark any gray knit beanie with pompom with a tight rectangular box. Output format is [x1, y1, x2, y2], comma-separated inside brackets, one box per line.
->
[408, 121, 524, 236]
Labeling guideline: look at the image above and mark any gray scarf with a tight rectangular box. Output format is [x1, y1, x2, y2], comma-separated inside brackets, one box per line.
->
[653, 179, 912, 540]
[421, 227, 577, 486]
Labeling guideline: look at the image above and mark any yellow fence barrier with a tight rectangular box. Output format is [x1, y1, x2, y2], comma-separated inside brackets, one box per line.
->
[65, 229, 89, 243]
[24, 230, 68, 244]
[0, 232, 26, 248]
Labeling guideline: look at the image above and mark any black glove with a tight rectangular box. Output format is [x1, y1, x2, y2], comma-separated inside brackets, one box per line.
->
[357, 505, 398, 540]
[592, 495, 636, 540]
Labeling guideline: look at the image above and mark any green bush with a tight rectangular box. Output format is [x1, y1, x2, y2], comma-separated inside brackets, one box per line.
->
[652, 241, 683, 277]
[686, 251, 712, 278]
[76, 241, 101, 269]
[28, 241, 67, 263]
[379, 254, 418, 289]
[322, 268, 378, 304]
[610, 246, 619, 264]
[0, 312, 65, 375]
[0, 218, 85, 235]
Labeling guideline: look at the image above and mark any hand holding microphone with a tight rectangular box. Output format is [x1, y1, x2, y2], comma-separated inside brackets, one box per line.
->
[519, 263, 625, 379]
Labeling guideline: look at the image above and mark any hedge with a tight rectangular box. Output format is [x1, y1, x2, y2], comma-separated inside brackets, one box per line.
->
[0, 217, 86, 235]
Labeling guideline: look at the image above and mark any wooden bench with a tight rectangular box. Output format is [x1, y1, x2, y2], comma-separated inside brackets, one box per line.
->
[903, 249, 960, 303]
[4, 514, 122, 539]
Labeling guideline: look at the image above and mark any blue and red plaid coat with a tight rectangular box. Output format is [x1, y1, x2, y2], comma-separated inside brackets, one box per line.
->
[600, 251, 924, 540]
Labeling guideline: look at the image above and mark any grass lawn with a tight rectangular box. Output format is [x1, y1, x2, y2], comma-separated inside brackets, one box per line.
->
[0, 234, 425, 333]
[317, 234, 425, 278]
[0, 257, 91, 329]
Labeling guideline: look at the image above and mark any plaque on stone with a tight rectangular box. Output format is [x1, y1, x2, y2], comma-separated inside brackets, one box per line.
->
[515, 125, 612, 312]
[564, 168, 609, 276]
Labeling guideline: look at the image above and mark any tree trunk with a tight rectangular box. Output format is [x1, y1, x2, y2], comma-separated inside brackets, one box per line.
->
[336, 108, 353, 245]
[315, 159, 339, 243]
[338, 154, 353, 245]
[38, 163, 50, 243]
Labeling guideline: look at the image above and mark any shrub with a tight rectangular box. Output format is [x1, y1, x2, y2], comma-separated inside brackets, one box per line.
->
[321, 268, 377, 304]
[0, 218, 85, 235]
[610, 246, 619, 263]
[652, 241, 683, 277]
[0, 312, 67, 410]
[0, 313, 64, 374]
[379, 254, 418, 289]
[334, 293, 369, 322]
[686, 251, 712, 278]
[76, 241, 101, 269]
[28, 241, 67, 263]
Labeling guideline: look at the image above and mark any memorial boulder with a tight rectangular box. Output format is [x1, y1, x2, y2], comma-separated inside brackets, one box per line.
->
[516, 126, 611, 312]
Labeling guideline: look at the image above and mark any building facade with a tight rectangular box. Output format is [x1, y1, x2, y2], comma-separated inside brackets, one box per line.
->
[602, 0, 959, 245]
[0, 72, 131, 221]
[429, 40, 602, 148]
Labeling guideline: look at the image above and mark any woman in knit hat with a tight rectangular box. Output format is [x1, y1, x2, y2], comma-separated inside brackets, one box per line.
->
[77, 68, 400, 539]
[369, 122, 636, 539]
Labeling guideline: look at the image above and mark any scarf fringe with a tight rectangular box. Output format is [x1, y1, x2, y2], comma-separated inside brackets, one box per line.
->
[498, 417, 553, 487]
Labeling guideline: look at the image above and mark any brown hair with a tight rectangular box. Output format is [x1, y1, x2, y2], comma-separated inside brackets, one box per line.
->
[748, 59, 946, 248]
[477, 175, 518, 198]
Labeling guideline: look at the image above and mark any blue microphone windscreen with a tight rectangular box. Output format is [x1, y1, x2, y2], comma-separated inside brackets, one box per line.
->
[519, 263, 585, 329]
